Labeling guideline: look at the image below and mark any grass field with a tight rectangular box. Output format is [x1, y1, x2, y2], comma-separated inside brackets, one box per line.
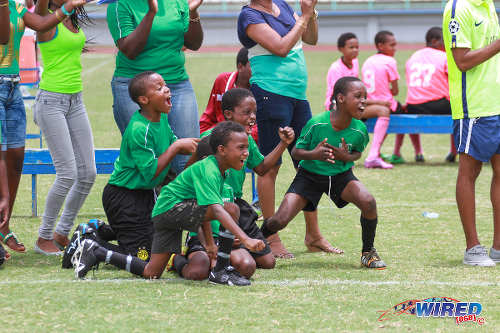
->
[2, 48, 500, 332]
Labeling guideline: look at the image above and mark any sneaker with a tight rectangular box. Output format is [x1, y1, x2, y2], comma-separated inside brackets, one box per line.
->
[87, 219, 105, 231]
[73, 239, 99, 278]
[388, 154, 406, 164]
[445, 152, 456, 163]
[380, 153, 391, 162]
[463, 245, 496, 266]
[209, 266, 251, 286]
[364, 157, 393, 169]
[62, 224, 95, 269]
[361, 248, 387, 269]
[415, 154, 425, 162]
[489, 247, 500, 263]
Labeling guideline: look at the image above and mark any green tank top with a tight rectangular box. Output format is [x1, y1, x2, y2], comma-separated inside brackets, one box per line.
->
[38, 21, 85, 94]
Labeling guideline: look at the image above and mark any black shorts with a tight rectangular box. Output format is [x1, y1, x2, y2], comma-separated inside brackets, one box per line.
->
[151, 199, 207, 254]
[287, 167, 358, 211]
[102, 183, 155, 261]
[185, 198, 271, 258]
[406, 98, 451, 115]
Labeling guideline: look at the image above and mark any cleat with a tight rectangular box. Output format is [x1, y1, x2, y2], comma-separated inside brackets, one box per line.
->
[463, 245, 495, 266]
[380, 153, 391, 162]
[62, 224, 95, 269]
[73, 239, 99, 279]
[166, 253, 176, 271]
[364, 157, 393, 169]
[388, 154, 405, 164]
[415, 154, 425, 162]
[208, 266, 251, 286]
[445, 152, 456, 163]
[87, 219, 105, 230]
[489, 247, 500, 263]
[361, 248, 387, 269]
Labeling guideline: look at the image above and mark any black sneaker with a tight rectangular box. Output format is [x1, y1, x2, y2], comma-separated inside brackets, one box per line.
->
[0, 243, 5, 267]
[62, 224, 95, 269]
[73, 239, 99, 279]
[415, 154, 425, 162]
[87, 219, 105, 231]
[361, 248, 387, 270]
[209, 266, 251, 286]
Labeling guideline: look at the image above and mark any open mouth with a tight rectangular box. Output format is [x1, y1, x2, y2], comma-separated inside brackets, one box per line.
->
[166, 96, 172, 107]
[246, 121, 255, 134]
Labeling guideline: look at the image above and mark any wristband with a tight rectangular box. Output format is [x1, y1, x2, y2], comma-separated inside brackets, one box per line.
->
[189, 16, 200, 23]
[61, 4, 75, 16]
[0, 2, 9, 7]
[55, 9, 64, 21]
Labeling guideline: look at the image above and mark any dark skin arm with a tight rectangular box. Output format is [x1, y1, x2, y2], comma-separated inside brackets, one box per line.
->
[291, 138, 335, 164]
[390, 79, 398, 96]
[183, 0, 203, 50]
[197, 221, 217, 264]
[452, 40, 500, 72]
[116, 0, 158, 60]
[253, 127, 294, 176]
[154, 138, 199, 178]
[22, 0, 87, 32]
[0, 0, 9, 45]
[246, 0, 316, 57]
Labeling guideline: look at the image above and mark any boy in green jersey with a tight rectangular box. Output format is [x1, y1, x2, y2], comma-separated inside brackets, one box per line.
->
[74, 121, 265, 286]
[261, 77, 386, 269]
[62, 71, 199, 267]
[173, 88, 294, 280]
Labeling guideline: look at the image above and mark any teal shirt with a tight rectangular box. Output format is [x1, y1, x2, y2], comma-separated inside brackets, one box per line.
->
[152, 155, 226, 218]
[295, 111, 369, 176]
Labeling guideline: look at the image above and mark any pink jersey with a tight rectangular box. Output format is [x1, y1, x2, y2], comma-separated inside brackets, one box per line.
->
[361, 53, 400, 111]
[324, 58, 359, 110]
[405, 47, 449, 105]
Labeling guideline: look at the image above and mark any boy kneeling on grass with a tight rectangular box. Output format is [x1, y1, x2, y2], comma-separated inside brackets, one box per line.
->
[61, 71, 199, 268]
[172, 88, 294, 280]
[73, 121, 265, 285]
[260, 77, 387, 269]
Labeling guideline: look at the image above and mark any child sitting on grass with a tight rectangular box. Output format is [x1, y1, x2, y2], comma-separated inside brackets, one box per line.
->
[173, 88, 294, 280]
[73, 121, 265, 286]
[260, 77, 386, 269]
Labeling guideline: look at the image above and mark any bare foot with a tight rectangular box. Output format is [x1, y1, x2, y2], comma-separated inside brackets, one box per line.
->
[35, 238, 61, 253]
[304, 237, 344, 254]
[266, 233, 294, 259]
[53, 232, 70, 249]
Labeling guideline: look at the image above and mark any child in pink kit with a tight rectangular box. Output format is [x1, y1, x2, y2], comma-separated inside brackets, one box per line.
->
[327, 33, 393, 169]
[403, 27, 456, 162]
[361, 31, 406, 169]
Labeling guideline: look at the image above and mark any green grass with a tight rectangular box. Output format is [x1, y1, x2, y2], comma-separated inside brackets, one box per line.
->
[2, 49, 500, 332]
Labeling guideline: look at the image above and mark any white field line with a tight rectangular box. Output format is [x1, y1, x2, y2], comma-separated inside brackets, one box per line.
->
[0, 278, 497, 287]
[82, 58, 114, 77]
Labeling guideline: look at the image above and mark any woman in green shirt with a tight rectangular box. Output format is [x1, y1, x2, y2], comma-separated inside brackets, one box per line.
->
[0, 0, 89, 254]
[107, 0, 203, 174]
[32, 0, 96, 255]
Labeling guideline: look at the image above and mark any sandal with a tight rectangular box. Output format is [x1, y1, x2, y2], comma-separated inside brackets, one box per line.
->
[305, 238, 344, 254]
[0, 231, 26, 253]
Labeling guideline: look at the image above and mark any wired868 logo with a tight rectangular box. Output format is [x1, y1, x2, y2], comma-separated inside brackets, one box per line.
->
[378, 297, 485, 326]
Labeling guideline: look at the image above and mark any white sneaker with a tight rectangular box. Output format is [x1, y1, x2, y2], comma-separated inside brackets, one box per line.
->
[463, 245, 496, 266]
[489, 247, 500, 263]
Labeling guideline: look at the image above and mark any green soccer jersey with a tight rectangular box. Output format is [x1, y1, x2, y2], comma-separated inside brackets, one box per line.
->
[201, 128, 263, 198]
[443, 0, 500, 119]
[295, 111, 369, 176]
[0, 1, 27, 75]
[108, 111, 177, 190]
[189, 183, 234, 237]
[106, 0, 190, 83]
[152, 155, 226, 218]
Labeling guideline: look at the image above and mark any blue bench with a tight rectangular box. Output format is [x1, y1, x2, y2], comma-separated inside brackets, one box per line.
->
[365, 115, 453, 134]
[23, 149, 258, 217]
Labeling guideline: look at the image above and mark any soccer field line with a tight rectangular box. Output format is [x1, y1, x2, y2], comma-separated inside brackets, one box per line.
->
[0, 278, 497, 287]
[82, 58, 114, 78]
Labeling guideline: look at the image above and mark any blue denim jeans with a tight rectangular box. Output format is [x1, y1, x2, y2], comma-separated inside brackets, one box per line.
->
[0, 76, 26, 150]
[111, 77, 199, 173]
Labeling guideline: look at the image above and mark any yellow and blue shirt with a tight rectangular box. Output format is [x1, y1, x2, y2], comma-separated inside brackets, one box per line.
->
[443, 0, 500, 119]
